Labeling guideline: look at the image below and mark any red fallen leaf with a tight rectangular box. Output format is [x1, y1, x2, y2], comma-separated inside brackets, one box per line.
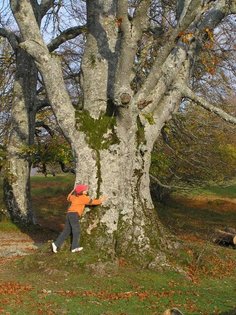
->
[118, 257, 128, 267]
[137, 291, 149, 300]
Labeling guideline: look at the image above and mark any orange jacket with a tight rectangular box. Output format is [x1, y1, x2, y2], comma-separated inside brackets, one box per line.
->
[67, 193, 102, 217]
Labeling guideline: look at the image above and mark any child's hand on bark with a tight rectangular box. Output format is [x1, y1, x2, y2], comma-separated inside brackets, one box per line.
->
[100, 196, 108, 203]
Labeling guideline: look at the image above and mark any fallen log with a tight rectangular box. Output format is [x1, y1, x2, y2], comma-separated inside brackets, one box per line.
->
[213, 229, 236, 248]
[224, 227, 236, 234]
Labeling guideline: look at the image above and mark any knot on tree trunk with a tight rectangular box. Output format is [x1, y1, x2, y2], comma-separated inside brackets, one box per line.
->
[120, 93, 131, 105]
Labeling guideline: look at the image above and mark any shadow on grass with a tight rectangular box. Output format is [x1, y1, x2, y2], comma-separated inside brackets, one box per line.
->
[0, 217, 59, 246]
[0, 175, 75, 248]
[217, 309, 236, 315]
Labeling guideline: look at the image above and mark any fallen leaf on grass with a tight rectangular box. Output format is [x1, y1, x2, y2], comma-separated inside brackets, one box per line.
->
[0, 282, 33, 295]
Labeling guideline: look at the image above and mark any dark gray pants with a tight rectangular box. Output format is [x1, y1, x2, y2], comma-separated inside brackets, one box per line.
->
[54, 212, 80, 250]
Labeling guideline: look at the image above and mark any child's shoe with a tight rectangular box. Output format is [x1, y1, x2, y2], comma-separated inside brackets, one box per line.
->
[52, 242, 58, 253]
[71, 247, 83, 253]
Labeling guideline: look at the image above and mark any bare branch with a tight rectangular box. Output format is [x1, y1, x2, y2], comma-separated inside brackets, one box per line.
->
[150, 174, 172, 189]
[150, 174, 184, 190]
[116, 0, 129, 33]
[180, 84, 236, 124]
[47, 25, 86, 52]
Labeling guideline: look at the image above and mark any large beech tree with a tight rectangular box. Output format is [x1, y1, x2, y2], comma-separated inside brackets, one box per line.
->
[4, 0, 236, 266]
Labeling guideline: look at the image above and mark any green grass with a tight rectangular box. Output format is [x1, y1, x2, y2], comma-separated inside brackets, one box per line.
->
[176, 180, 236, 198]
[0, 220, 20, 232]
[2, 246, 235, 315]
[0, 176, 236, 314]
[31, 174, 75, 220]
[0, 175, 75, 228]
[31, 174, 75, 197]
[158, 200, 236, 240]
[198, 183, 236, 198]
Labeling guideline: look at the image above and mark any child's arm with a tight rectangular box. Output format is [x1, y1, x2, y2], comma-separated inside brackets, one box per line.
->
[87, 195, 108, 205]
[67, 188, 75, 201]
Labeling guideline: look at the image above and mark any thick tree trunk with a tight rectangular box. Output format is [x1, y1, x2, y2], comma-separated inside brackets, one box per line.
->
[74, 108, 177, 267]
[4, 49, 37, 223]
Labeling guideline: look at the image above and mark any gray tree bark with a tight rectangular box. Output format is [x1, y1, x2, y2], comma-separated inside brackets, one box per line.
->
[3, 47, 38, 223]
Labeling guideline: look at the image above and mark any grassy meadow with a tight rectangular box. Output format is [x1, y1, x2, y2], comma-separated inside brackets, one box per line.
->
[0, 175, 235, 315]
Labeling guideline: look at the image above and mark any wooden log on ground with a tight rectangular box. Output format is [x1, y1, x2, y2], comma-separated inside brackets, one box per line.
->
[224, 227, 236, 234]
[213, 229, 236, 248]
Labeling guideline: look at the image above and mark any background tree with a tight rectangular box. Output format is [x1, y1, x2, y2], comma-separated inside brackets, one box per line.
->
[0, 0, 85, 223]
[0, 37, 14, 173]
[4, 0, 236, 267]
[150, 9, 236, 199]
[30, 107, 75, 176]
[151, 103, 236, 191]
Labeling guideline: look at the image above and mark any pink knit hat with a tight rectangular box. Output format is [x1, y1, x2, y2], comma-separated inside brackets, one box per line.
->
[75, 184, 89, 194]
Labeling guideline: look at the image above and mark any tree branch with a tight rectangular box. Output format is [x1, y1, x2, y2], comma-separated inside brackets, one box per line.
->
[116, 0, 130, 34]
[114, 0, 151, 104]
[132, 0, 152, 39]
[150, 174, 172, 189]
[134, 0, 203, 104]
[35, 121, 54, 136]
[47, 26, 87, 52]
[0, 28, 19, 51]
[150, 174, 184, 190]
[230, 0, 236, 14]
[197, 0, 231, 31]
[35, 98, 50, 111]
[180, 84, 236, 124]
[135, 46, 187, 114]
[135, 0, 230, 106]
[39, 0, 54, 17]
